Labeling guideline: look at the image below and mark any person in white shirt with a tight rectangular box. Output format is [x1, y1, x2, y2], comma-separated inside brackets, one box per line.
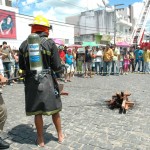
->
[95, 47, 103, 75]
[0, 45, 8, 77]
[111, 45, 120, 75]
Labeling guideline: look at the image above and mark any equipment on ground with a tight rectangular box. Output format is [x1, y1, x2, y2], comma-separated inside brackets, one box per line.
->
[105, 91, 134, 114]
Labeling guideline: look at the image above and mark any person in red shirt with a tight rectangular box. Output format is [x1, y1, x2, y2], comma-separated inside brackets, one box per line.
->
[58, 45, 65, 64]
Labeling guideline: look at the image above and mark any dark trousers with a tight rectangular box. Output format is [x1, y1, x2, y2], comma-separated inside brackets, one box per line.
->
[3, 62, 11, 79]
[14, 63, 19, 77]
[135, 59, 144, 72]
[103, 61, 112, 76]
[130, 59, 135, 72]
[95, 62, 102, 74]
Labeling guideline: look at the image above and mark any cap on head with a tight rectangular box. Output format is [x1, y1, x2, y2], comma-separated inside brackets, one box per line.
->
[58, 45, 64, 50]
[67, 49, 72, 53]
[29, 15, 50, 28]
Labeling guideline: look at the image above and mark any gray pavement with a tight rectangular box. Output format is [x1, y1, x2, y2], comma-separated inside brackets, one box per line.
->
[1, 73, 150, 150]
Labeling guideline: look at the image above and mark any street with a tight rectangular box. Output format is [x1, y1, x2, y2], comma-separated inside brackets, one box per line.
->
[1, 74, 150, 150]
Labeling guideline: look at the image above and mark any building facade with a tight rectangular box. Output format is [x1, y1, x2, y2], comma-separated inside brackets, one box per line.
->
[0, 3, 74, 49]
[66, 6, 134, 44]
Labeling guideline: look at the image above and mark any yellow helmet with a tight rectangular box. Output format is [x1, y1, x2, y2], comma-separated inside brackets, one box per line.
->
[29, 15, 50, 28]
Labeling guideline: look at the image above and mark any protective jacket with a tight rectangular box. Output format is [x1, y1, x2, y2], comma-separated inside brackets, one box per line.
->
[19, 32, 62, 116]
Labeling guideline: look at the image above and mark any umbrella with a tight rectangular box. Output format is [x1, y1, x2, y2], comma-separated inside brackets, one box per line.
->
[53, 39, 64, 45]
[116, 41, 131, 47]
[82, 42, 98, 47]
[68, 44, 82, 48]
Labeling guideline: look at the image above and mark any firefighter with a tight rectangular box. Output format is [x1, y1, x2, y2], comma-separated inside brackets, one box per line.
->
[0, 74, 9, 149]
[19, 15, 64, 147]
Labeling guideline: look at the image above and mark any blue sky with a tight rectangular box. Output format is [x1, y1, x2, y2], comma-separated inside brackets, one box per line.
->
[12, 0, 143, 22]
[109, 0, 142, 6]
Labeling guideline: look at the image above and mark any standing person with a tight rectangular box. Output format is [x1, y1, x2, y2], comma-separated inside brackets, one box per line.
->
[103, 44, 114, 76]
[123, 53, 130, 75]
[143, 46, 150, 73]
[129, 47, 135, 72]
[13, 50, 19, 82]
[119, 48, 124, 75]
[134, 46, 144, 72]
[64, 49, 74, 82]
[57, 45, 65, 79]
[95, 47, 103, 75]
[1, 41, 13, 85]
[19, 15, 64, 147]
[58, 45, 65, 64]
[63, 46, 67, 54]
[111, 45, 120, 75]
[0, 45, 4, 77]
[0, 74, 9, 149]
[0, 48, 9, 86]
[72, 48, 77, 77]
[76, 52, 84, 76]
[84, 46, 93, 78]
[91, 47, 96, 73]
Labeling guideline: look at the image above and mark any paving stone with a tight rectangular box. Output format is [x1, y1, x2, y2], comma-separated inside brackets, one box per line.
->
[81, 144, 95, 150]
[70, 141, 83, 149]
[1, 74, 150, 149]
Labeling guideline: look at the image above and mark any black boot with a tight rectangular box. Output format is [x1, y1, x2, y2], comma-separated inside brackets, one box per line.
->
[0, 138, 10, 149]
[123, 108, 126, 114]
[119, 108, 123, 114]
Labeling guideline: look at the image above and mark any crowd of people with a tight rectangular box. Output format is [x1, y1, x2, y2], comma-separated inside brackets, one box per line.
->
[57, 44, 150, 82]
[0, 41, 19, 87]
[0, 41, 150, 86]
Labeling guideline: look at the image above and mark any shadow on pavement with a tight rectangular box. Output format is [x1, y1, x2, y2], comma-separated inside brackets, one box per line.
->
[8, 123, 57, 145]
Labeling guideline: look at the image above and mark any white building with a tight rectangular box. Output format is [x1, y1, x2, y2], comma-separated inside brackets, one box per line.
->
[0, 2, 74, 49]
[66, 6, 133, 44]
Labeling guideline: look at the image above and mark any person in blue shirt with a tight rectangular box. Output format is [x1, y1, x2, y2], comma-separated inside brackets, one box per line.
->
[64, 49, 74, 82]
[0, 15, 13, 35]
[134, 46, 144, 72]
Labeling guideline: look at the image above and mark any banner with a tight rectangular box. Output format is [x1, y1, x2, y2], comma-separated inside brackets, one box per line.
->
[101, 35, 112, 41]
[0, 9, 16, 39]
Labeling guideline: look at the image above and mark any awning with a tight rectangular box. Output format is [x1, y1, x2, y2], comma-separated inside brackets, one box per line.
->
[116, 41, 131, 47]
[82, 42, 98, 47]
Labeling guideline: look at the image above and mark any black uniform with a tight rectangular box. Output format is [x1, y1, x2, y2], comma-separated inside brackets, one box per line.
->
[19, 32, 63, 116]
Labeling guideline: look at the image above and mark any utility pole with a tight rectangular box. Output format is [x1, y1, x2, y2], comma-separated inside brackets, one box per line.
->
[114, 7, 116, 45]
[113, 4, 124, 45]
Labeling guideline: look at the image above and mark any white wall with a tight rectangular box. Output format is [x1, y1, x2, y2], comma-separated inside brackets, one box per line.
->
[0, 7, 74, 49]
[79, 10, 114, 35]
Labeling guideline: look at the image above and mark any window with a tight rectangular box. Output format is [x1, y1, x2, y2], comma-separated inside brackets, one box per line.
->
[5, 0, 12, 6]
[0, 0, 2, 5]
[65, 39, 69, 44]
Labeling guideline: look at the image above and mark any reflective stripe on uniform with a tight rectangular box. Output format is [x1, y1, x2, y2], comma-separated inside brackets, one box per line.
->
[24, 50, 51, 58]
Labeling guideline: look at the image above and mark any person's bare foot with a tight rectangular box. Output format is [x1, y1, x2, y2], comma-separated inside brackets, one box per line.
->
[58, 134, 65, 144]
[36, 138, 45, 147]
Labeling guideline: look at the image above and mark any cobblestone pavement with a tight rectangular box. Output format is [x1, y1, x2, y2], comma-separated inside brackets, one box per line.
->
[1, 74, 150, 150]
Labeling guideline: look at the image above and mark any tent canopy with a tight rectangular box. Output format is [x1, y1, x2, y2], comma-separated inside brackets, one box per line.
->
[53, 38, 64, 45]
[82, 42, 98, 47]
